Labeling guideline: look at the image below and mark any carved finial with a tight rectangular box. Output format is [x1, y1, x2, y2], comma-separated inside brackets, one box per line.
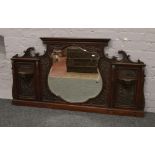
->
[117, 50, 145, 65]
[118, 50, 130, 59]
[23, 47, 35, 57]
[118, 50, 132, 63]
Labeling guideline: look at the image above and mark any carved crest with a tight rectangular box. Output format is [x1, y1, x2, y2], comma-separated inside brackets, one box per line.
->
[12, 47, 40, 58]
[117, 50, 144, 64]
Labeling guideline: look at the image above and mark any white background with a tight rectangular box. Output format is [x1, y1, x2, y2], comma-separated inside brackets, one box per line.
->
[0, 0, 155, 155]
[0, 0, 155, 28]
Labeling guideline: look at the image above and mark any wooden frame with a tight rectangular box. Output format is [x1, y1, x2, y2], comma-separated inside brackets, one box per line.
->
[11, 38, 146, 117]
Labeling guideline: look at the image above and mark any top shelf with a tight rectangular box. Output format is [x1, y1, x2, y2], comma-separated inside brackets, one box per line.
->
[40, 37, 111, 45]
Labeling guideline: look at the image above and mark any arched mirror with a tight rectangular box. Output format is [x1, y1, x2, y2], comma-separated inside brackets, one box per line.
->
[48, 46, 102, 103]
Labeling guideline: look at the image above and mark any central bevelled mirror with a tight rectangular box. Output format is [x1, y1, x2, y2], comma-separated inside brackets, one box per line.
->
[48, 46, 102, 103]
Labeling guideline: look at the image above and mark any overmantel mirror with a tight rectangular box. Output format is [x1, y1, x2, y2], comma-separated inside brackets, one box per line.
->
[40, 38, 111, 106]
[11, 38, 145, 117]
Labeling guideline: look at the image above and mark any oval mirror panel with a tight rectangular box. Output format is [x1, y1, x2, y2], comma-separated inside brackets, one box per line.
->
[48, 46, 102, 103]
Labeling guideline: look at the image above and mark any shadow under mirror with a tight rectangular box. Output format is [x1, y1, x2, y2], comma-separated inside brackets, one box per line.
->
[48, 46, 102, 103]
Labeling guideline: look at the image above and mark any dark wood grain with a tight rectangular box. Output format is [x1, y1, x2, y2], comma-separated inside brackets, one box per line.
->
[12, 99, 144, 117]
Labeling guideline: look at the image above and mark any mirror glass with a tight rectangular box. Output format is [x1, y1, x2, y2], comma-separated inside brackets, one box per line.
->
[48, 46, 102, 103]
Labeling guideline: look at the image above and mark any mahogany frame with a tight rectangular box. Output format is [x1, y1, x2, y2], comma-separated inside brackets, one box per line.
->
[11, 38, 146, 117]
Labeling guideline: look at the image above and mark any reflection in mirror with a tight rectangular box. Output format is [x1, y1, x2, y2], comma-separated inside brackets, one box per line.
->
[48, 46, 102, 103]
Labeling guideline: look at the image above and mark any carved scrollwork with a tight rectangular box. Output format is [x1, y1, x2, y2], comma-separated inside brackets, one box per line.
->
[23, 47, 35, 57]
[118, 50, 132, 63]
[85, 58, 111, 106]
[12, 47, 40, 58]
[117, 50, 145, 64]
[103, 50, 145, 65]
